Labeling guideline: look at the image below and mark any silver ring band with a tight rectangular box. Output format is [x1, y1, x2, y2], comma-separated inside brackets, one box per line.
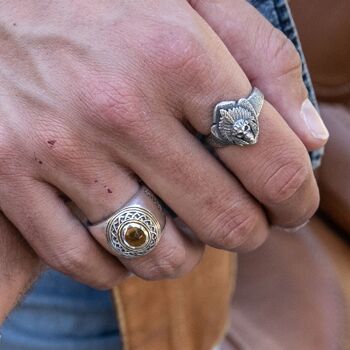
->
[207, 87, 264, 147]
[88, 186, 166, 258]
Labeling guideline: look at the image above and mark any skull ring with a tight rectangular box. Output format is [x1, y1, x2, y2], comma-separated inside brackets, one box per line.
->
[206, 87, 264, 147]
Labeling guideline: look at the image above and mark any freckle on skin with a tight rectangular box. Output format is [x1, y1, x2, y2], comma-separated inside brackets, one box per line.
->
[34, 154, 43, 164]
[94, 180, 98, 183]
[47, 140, 56, 146]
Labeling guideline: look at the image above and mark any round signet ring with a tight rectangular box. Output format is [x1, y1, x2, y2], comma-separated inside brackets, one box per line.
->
[88, 186, 166, 258]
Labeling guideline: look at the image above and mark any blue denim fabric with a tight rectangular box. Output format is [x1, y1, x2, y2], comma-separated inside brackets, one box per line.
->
[0, 1, 321, 349]
[0, 270, 122, 349]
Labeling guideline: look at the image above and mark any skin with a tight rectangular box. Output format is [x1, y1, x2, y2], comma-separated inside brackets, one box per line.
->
[0, 0, 327, 317]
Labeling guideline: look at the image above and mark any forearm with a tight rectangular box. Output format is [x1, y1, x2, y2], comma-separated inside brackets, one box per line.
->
[0, 214, 41, 324]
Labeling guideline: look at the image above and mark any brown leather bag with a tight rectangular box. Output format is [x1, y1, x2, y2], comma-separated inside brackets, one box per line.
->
[113, 248, 236, 350]
[291, 0, 350, 106]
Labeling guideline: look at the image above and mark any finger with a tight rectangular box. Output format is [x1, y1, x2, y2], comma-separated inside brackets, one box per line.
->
[166, 5, 320, 228]
[215, 102, 320, 228]
[112, 113, 269, 252]
[0, 180, 128, 290]
[120, 218, 203, 281]
[43, 157, 204, 280]
[190, 0, 329, 151]
[183, 72, 319, 229]
[111, 3, 319, 230]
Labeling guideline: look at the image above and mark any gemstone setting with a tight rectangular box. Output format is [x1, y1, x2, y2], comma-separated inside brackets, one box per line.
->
[105, 206, 161, 258]
[123, 223, 148, 248]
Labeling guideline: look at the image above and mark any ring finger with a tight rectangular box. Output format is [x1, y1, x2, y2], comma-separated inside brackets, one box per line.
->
[43, 156, 204, 280]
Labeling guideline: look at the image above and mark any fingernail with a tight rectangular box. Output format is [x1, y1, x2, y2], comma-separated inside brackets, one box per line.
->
[301, 99, 329, 140]
[272, 220, 310, 233]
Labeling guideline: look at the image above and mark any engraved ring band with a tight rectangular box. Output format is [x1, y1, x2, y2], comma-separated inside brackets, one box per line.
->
[88, 186, 166, 258]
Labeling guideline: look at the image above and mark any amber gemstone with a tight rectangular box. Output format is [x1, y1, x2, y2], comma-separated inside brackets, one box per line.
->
[124, 225, 147, 247]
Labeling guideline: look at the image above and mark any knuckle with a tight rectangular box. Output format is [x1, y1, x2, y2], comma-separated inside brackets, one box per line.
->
[205, 204, 259, 251]
[261, 155, 310, 205]
[147, 25, 210, 84]
[48, 241, 128, 289]
[266, 27, 302, 79]
[49, 246, 87, 277]
[283, 181, 320, 228]
[84, 79, 152, 141]
[134, 244, 187, 280]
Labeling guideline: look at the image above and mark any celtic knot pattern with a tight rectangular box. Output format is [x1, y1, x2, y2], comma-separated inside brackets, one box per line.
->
[106, 206, 161, 258]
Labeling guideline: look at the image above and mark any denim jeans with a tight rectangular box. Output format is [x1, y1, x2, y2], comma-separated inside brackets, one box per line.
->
[0, 1, 322, 349]
[0, 270, 121, 350]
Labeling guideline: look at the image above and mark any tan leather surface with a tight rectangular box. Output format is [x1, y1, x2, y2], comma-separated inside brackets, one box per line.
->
[291, 0, 350, 234]
[113, 247, 236, 350]
[291, 0, 350, 105]
[312, 216, 350, 350]
[222, 221, 347, 350]
[317, 103, 350, 234]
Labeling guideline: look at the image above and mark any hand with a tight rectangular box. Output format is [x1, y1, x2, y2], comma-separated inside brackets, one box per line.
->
[0, 0, 326, 289]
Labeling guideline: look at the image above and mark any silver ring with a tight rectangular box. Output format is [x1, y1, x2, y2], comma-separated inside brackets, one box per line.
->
[88, 186, 166, 258]
[206, 87, 264, 147]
